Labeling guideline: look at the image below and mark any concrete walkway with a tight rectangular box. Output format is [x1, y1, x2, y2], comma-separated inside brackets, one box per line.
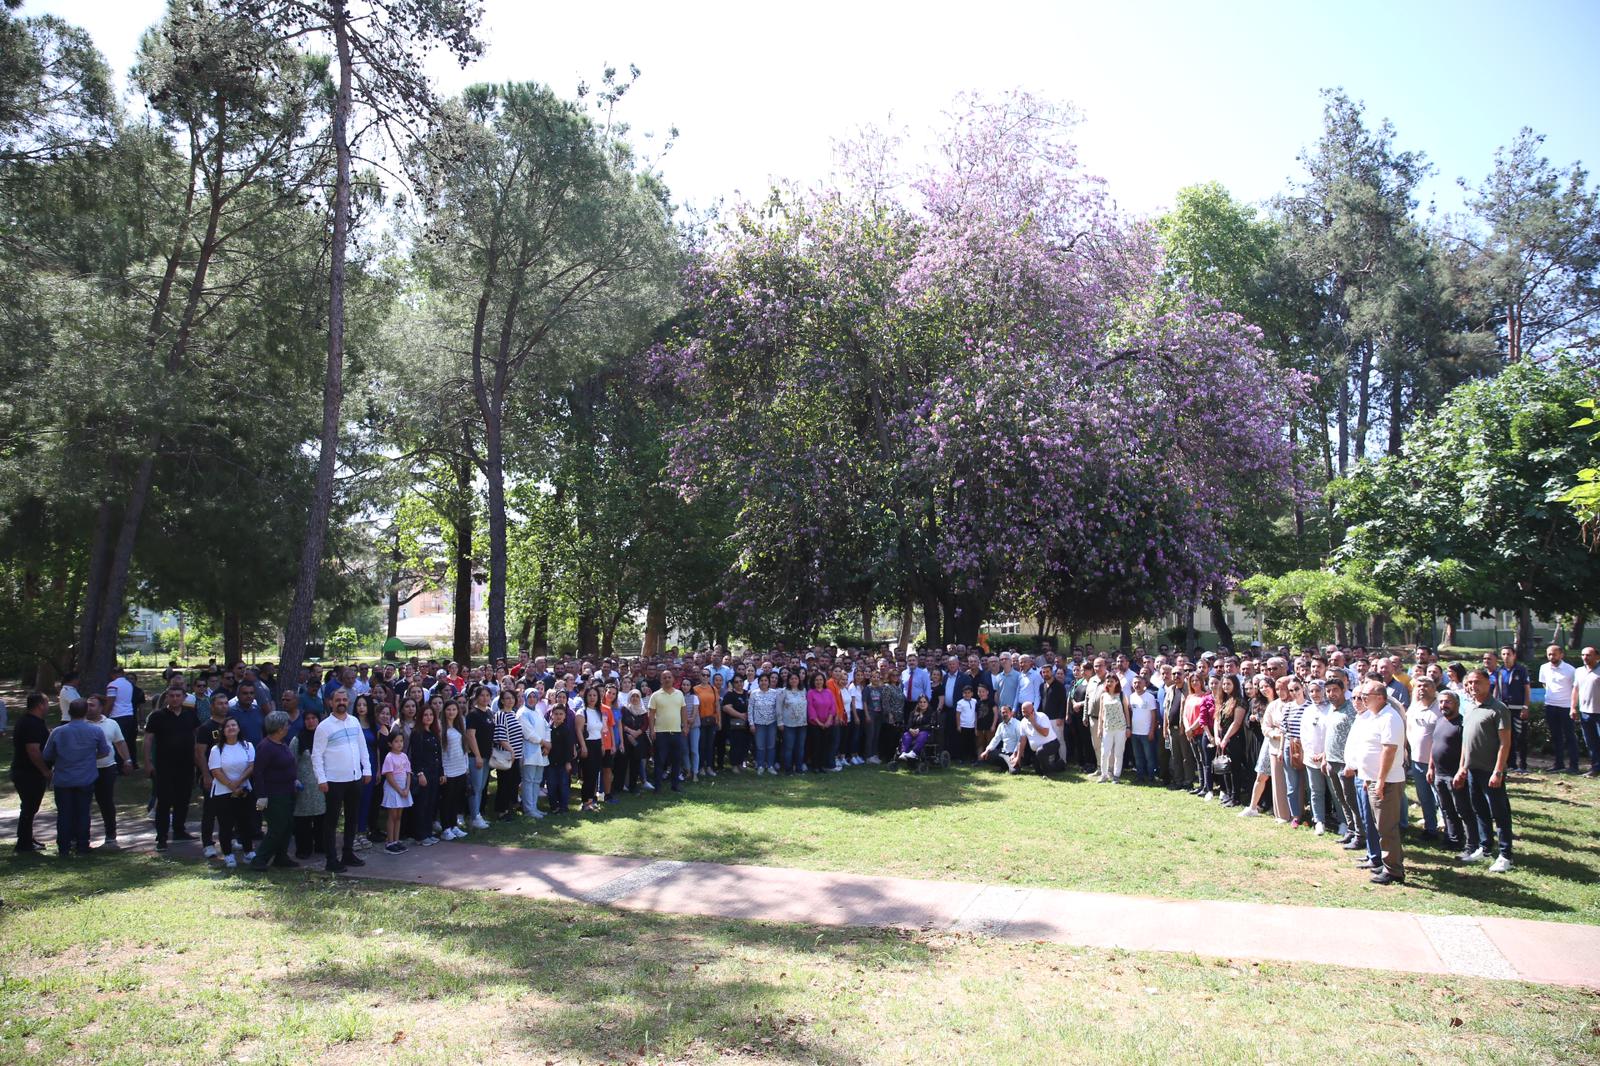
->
[7, 813, 1597, 990]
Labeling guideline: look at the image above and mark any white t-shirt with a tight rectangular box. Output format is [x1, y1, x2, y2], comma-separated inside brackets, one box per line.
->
[1540, 660, 1577, 708]
[1020, 713, 1058, 748]
[208, 741, 255, 796]
[106, 676, 134, 719]
[442, 726, 469, 778]
[1346, 708, 1405, 783]
[1405, 702, 1438, 765]
[1131, 691, 1157, 736]
[956, 697, 977, 729]
[92, 717, 123, 768]
[59, 684, 81, 721]
[842, 683, 863, 715]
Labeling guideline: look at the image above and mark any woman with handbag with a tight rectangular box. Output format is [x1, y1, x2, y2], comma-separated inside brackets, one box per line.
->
[1213, 675, 1247, 806]
[1182, 675, 1215, 800]
[490, 687, 524, 822]
[1281, 677, 1310, 826]
[1262, 677, 1293, 822]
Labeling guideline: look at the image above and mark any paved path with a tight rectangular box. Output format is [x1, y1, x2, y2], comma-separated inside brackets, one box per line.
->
[6, 813, 1597, 990]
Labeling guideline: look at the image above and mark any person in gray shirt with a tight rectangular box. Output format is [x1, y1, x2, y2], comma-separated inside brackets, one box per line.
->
[42, 698, 111, 856]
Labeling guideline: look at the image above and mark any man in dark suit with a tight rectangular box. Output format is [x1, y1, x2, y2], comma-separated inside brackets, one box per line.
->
[1040, 662, 1069, 762]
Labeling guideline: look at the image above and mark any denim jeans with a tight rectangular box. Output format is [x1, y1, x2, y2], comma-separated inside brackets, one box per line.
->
[520, 762, 545, 815]
[1434, 776, 1478, 852]
[545, 761, 572, 812]
[1354, 775, 1380, 866]
[686, 719, 702, 775]
[780, 725, 805, 771]
[753, 722, 778, 770]
[1304, 760, 1333, 827]
[653, 730, 687, 789]
[1579, 711, 1600, 772]
[1282, 758, 1306, 821]
[54, 783, 93, 854]
[822, 723, 841, 768]
[1407, 759, 1438, 832]
[1466, 767, 1514, 858]
[1132, 735, 1158, 781]
[466, 761, 489, 821]
[696, 718, 718, 772]
[1545, 706, 1580, 769]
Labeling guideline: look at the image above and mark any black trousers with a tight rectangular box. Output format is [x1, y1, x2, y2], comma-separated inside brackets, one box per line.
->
[617, 739, 648, 793]
[413, 776, 440, 837]
[494, 761, 521, 815]
[153, 761, 192, 842]
[94, 765, 118, 841]
[322, 779, 363, 864]
[12, 772, 46, 848]
[200, 792, 220, 847]
[726, 725, 751, 767]
[215, 792, 255, 854]
[1033, 738, 1063, 776]
[440, 774, 467, 829]
[294, 813, 324, 856]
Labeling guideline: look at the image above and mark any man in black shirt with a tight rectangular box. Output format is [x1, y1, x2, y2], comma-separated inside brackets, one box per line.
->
[464, 698, 495, 829]
[10, 693, 51, 853]
[193, 692, 230, 855]
[1428, 690, 1477, 858]
[144, 687, 200, 849]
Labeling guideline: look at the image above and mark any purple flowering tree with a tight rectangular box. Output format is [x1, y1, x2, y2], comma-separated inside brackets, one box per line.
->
[657, 93, 1300, 645]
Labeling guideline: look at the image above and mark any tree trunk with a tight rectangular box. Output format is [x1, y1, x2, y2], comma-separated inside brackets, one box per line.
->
[1572, 612, 1587, 651]
[1514, 605, 1534, 660]
[1207, 591, 1234, 650]
[1289, 417, 1305, 553]
[1337, 365, 1350, 474]
[452, 500, 474, 666]
[482, 409, 509, 662]
[223, 608, 243, 667]
[75, 500, 114, 674]
[1335, 619, 1348, 648]
[860, 601, 874, 644]
[1507, 301, 1522, 363]
[921, 592, 943, 650]
[1351, 617, 1368, 649]
[601, 608, 623, 658]
[576, 614, 598, 657]
[643, 598, 665, 657]
[1119, 621, 1132, 652]
[515, 613, 534, 653]
[1386, 367, 1405, 456]
[280, 7, 353, 678]
[531, 610, 550, 656]
[1183, 602, 1197, 651]
[1370, 612, 1387, 649]
[897, 595, 915, 655]
[1353, 339, 1373, 464]
[177, 609, 187, 661]
[387, 585, 401, 641]
[1442, 613, 1457, 649]
[86, 455, 157, 695]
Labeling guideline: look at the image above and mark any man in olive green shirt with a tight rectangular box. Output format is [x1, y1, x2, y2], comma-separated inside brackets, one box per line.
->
[1457, 670, 1514, 872]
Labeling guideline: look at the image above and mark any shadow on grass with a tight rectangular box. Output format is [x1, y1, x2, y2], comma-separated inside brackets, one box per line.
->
[261, 873, 922, 1064]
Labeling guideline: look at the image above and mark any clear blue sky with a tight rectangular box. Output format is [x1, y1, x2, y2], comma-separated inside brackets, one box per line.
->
[26, 0, 1600, 218]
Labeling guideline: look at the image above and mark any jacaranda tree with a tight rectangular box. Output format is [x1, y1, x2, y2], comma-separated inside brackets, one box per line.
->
[656, 93, 1301, 645]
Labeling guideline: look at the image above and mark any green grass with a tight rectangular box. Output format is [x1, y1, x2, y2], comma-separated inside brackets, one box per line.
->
[0, 853, 1595, 1065]
[482, 762, 1600, 925]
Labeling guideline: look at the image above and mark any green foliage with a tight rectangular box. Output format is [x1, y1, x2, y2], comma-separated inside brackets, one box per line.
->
[1239, 569, 1394, 648]
[1559, 397, 1600, 535]
[326, 625, 360, 659]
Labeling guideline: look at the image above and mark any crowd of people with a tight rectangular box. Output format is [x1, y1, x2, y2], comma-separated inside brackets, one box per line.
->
[9, 640, 1598, 888]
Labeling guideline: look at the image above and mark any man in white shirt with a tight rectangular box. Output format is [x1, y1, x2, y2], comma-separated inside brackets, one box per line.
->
[1539, 644, 1580, 773]
[1344, 682, 1407, 885]
[1017, 702, 1061, 776]
[58, 672, 82, 722]
[1573, 646, 1600, 778]
[1404, 677, 1441, 840]
[310, 689, 372, 873]
[105, 666, 138, 766]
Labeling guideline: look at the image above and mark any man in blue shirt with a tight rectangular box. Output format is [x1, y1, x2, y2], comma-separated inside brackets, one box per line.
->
[227, 684, 266, 745]
[1487, 647, 1530, 773]
[899, 655, 931, 703]
[42, 698, 111, 856]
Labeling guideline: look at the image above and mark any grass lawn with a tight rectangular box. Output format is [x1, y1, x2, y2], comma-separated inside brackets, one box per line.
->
[480, 761, 1600, 926]
[1, 854, 1596, 1066]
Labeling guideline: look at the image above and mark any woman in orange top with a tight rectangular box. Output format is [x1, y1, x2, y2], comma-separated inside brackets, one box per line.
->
[600, 684, 618, 803]
[694, 675, 720, 780]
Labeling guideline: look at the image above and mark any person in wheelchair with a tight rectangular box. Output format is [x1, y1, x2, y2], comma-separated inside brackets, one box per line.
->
[893, 696, 936, 767]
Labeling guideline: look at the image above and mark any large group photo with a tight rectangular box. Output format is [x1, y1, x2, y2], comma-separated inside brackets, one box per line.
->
[3, 0, 1600, 1063]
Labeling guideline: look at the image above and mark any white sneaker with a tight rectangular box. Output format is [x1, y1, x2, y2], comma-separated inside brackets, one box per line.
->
[232, 842, 244, 853]
[851, 756, 864, 766]
[420, 836, 439, 847]
[1238, 808, 1260, 818]
[203, 845, 218, 859]
[470, 818, 490, 830]
[529, 809, 546, 819]
[1488, 855, 1513, 873]
[1314, 822, 1326, 836]
[224, 854, 237, 869]
[642, 781, 656, 791]
[1460, 847, 1486, 864]
[243, 851, 256, 863]
[867, 756, 881, 765]
[1202, 793, 1214, 802]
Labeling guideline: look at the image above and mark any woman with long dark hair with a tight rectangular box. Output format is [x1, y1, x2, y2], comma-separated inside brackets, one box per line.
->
[408, 702, 444, 845]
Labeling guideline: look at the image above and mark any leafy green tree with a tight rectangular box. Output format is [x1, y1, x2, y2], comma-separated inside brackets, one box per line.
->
[1238, 569, 1396, 650]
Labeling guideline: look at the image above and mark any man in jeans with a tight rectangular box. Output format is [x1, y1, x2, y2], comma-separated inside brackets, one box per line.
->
[1428, 690, 1479, 859]
[649, 669, 689, 794]
[1574, 646, 1600, 778]
[41, 699, 111, 857]
[1538, 644, 1579, 773]
[1345, 682, 1406, 885]
[1458, 669, 1515, 873]
[311, 689, 371, 873]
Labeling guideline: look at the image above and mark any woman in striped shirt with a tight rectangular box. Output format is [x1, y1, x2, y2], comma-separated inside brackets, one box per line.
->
[492, 687, 525, 822]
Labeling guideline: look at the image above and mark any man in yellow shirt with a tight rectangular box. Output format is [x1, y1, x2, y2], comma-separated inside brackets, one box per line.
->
[648, 670, 688, 794]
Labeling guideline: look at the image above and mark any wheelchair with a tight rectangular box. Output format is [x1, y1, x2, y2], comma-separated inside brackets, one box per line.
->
[888, 717, 951, 773]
